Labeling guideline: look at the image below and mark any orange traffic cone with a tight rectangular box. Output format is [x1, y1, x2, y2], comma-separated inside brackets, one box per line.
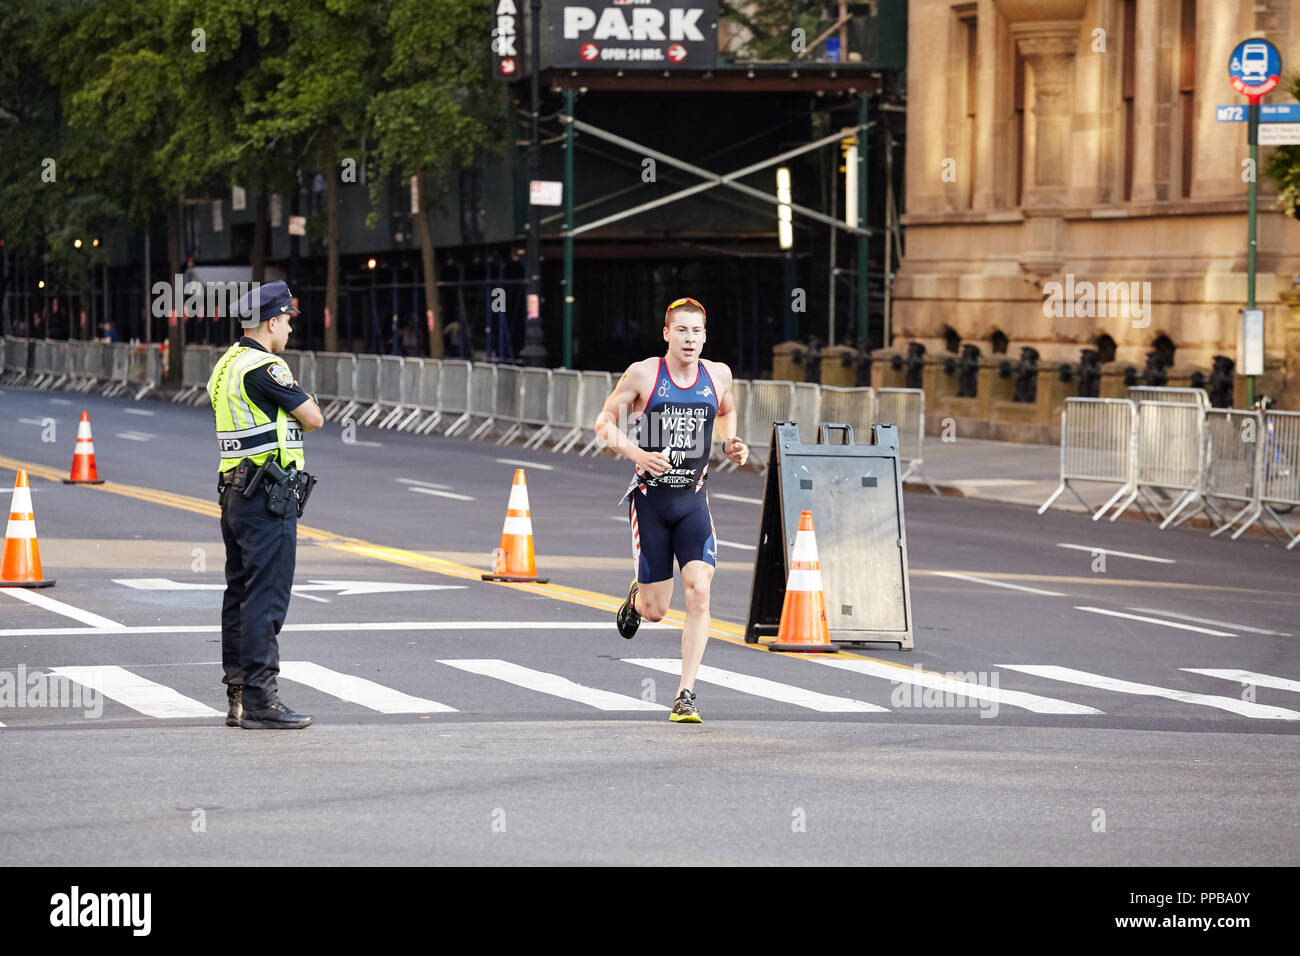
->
[768, 510, 838, 652]
[63, 411, 105, 484]
[2, 470, 55, 588]
[481, 469, 549, 583]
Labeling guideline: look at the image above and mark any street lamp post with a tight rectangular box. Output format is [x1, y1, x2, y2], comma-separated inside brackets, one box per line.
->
[519, 0, 548, 367]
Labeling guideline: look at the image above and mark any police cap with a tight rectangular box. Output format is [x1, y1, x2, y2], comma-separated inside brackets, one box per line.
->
[234, 280, 299, 328]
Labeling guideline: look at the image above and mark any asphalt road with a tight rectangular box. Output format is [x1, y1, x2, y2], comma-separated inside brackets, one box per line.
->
[1, 385, 1297, 865]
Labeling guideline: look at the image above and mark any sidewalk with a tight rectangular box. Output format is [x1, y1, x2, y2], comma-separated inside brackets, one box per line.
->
[902, 437, 1076, 512]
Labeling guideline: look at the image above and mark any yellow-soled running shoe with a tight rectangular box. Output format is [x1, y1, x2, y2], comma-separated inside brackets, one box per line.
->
[670, 688, 702, 723]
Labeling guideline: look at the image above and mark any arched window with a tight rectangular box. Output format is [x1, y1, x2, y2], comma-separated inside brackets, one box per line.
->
[943, 325, 961, 354]
[1151, 334, 1175, 366]
[990, 330, 1008, 354]
[1095, 334, 1117, 363]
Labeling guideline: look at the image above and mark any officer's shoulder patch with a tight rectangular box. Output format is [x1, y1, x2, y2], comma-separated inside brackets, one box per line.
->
[268, 362, 294, 388]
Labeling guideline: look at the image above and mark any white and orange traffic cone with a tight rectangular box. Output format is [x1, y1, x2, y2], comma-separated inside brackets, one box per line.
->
[2, 470, 55, 588]
[63, 411, 105, 484]
[768, 510, 838, 653]
[481, 469, 549, 583]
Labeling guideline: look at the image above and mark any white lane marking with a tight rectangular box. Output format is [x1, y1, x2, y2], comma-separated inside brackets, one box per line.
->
[625, 658, 887, 712]
[712, 493, 762, 505]
[495, 458, 555, 472]
[717, 539, 756, 551]
[1057, 543, 1175, 564]
[396, 478, 452, 490]
[819, 659, 1103, 715]
[437, 659, 666, 711]
[408, 487, 475, 502]
[0, 588, 123, 629]
[123, 408, 155, 416]
[115, 431, 155, 442]
[0, 620, 678, 638]
[344, 439, 384, 447]
[1182, 669, 1300, 694]
[999, 664, 1300, 720]
[49, 398, 72, 406]
[1075, 606, 1235, 637]
[279, 661, 456, 713]
[932, 571, 1065, 597]
[114, 578, 464, 597]
[1128, 608, 1291, 637]
[49, 665, 222, 718]
[295, 593, 330, 603]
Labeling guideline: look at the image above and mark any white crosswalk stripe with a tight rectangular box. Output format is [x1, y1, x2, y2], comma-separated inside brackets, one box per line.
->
[818, 659, 1103, 715]
[279, 661, 456, 713]
[49, 665, 221, 719]
[1181, 669, 1300, 695]
[437, 659, 666, 711]
[624, 658, 888, 712]
[1000, 665, 1300, 720]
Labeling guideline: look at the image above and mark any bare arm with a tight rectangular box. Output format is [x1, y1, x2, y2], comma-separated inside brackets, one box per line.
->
[593, 362, 672, 475]
[711, 361, 748, 466]
[290, 388, 325, 432]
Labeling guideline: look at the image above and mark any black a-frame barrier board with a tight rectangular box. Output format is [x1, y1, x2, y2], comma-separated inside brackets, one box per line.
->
[745, 422, 914, 650]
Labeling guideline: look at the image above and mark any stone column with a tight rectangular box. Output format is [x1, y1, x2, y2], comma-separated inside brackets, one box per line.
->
[1013, 22, 1077, 208]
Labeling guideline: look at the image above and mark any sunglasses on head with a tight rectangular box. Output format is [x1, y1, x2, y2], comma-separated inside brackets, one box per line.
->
[665, 297, 705, 320]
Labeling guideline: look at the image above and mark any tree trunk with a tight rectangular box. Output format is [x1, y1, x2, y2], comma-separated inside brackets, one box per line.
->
[324, 130, 340, 353]
[413, 172, 442, 358]
[251, 185, 267, 283]
[165, 200, 183, 383]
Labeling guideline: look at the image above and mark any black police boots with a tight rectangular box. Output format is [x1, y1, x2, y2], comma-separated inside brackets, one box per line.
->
[225, 685, 243, 727]
[239, 699, 314, 730]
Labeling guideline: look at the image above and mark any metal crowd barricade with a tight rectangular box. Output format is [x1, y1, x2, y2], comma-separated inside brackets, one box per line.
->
[1, 336, 30, 384]
[190, 345, 218, 403]
[1040, 397, 1138, 520]
[415, 359, 445, 434]
[743, 380, 794, 473]
[326, 354, 358, 422]
[465, 363, 501, 440]
[490, 365, 525, 444]
[387, 357, 425, 430]
[712, 378, 751, 472]
[791, 382, 822, 445]
[123, 343, 162, 400]
[295, 351, 317, 397]
[313, 352, 342, 414]
[438, 360, 474, 436]
[49, 341, 73, 389]
[102, 344, 130, 397]
[505, 368, 551, 446]
[175, 346, 208, 402]
[352, 355, 384, 426]
[64, 342, 89, 391]
[1258, 409, 1300, 549]
[575, 371, 613, 455]
[535, 368, 581, 450]
[279, 349, 306, 391]
[1128, 386, 1210, 409]
[80, 341, 108, 392]
[875, 387, 938, 494]
[1110, 401, 1211, 528]
[364, 355, 402, 428]
[1205, 409, 1264, 539]
[817, 385, 875, 441]
[30, 340, 56, 389]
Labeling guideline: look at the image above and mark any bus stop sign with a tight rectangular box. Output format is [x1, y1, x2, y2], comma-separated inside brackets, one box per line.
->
[1229, 39, 1281, 99]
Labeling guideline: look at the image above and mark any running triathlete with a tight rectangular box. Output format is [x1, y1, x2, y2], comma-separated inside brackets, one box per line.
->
[592, 297, 749, 723]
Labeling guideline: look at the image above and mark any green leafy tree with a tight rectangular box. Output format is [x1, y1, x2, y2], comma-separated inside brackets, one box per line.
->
[720, 0, 828, 61]
[1265, 74, 1300, 219]
[370, 0, 503, 357]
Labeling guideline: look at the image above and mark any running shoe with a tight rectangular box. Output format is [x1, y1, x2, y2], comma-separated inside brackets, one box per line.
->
[670, 688, 702, 723]
[616, 578, 641, 639]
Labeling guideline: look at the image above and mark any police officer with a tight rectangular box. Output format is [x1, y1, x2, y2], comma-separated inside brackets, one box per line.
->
[209, 280, 324, 729]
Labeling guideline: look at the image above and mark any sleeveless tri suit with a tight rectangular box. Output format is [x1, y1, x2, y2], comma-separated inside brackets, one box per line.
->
[622, 358, 719, 584]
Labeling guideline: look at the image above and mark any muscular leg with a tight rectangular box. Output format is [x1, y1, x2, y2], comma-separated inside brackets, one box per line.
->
[676, 560, 714, 695]
[635, 578, 673, 622]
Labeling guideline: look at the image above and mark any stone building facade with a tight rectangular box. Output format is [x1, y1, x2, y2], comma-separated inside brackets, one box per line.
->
[892, 0, 1300, 415]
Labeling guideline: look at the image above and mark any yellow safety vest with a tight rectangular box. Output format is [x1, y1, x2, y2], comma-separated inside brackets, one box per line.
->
[208, 344, 305, 474]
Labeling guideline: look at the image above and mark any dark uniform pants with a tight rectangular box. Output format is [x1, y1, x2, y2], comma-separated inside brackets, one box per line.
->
[220, 483, 297, 710]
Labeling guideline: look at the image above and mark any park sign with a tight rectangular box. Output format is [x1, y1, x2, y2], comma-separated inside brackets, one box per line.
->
[492, 0, 528, 79]
[549, 0, 717, 70]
